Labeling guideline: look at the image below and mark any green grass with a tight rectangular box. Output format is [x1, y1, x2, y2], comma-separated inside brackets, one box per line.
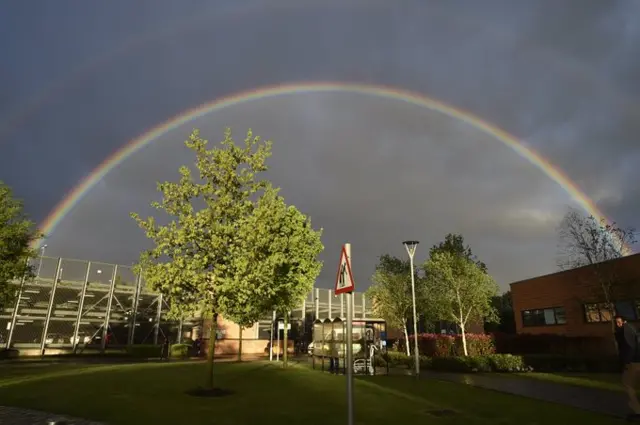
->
[512, 372, 624, 392]
[0, 361, 624, 425]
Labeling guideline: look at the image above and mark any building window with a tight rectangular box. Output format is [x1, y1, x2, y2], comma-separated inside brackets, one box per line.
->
[257, 320, 273, 340]
[584, 303, 613, 323]
[615, 301, 638, 321]
[584, 301, 640, 323]
[522, 307, 566, 327]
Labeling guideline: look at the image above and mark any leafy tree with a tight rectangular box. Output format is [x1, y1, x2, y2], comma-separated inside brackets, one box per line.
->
[557, 207, 637, 313]
[424, 251, 499, 356]
[485, 291, 515, 334]
[132, 128, 323, 388]
[366, 254, 432, 355]
[430, 233, 487, 273]
[235, 188, 323, 367]
[0, 182, 40, 311]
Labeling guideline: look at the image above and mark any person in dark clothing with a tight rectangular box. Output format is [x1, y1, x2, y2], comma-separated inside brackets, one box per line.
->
[161, 337, 170, 361]
[614, 315, 640, 420]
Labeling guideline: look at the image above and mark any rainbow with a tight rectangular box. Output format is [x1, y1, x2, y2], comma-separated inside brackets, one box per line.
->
[32, 81, 630, 253]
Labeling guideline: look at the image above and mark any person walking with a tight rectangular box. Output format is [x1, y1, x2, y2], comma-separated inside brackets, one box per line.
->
[161, 336, 170, 361]
[614, 315, 640, 421]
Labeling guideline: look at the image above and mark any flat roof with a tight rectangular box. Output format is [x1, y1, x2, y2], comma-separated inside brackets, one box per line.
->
[509, 252, 640, 287]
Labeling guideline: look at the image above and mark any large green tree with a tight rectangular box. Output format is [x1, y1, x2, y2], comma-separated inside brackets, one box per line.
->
[424, 251, 499, 356]
[0, 182, 39, 311]
[225, 188, 323, 365]
[366, 254, 433, 355]
[430, 233, 487, 273]
[132, 128, 322, 388]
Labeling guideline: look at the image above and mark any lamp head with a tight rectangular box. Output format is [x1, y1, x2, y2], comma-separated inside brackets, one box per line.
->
[402, 240, 419, 248]
[403, 240, 420, 258]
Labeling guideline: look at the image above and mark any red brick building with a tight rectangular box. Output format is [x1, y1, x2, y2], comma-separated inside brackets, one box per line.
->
[510, 253, 640, 340]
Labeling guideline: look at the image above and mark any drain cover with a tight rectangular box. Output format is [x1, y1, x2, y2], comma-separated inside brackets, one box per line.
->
[426, 409, 456, 417]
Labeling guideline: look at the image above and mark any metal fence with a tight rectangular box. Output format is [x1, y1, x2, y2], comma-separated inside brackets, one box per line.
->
[1, 256, 374, 353]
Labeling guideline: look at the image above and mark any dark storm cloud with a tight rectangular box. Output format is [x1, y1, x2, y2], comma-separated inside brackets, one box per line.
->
[0, 0, 638, 291]
[44, 94, 576, 288]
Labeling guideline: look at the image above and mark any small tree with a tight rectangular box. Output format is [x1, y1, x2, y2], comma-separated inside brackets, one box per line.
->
[0, 182, 40, 311]
[557, 207, 637, 337]
[485, 291, 515, 334]
[424, 251, 499, 356]
[132, 128, 277, 390]
[366, 254, 432, 355]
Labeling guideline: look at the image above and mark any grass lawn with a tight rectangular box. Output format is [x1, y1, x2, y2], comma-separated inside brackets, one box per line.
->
[0, 360, 624, 425]
[512, 372, 624, 392]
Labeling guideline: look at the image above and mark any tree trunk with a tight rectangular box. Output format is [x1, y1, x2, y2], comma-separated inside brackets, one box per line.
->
[403, 324, 410, 356]
[460, 322, 468, 356]
[205, 313, 218, 390]
[238, 326, 243, 362]
[283, 312, 289, 368]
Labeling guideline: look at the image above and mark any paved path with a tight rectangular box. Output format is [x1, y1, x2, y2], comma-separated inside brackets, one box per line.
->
[421, 371, 628, 418]
[0, 406, 107, 425]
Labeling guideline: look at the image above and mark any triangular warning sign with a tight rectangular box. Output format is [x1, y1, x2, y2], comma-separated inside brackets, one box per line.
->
[335, 245, 355, 295]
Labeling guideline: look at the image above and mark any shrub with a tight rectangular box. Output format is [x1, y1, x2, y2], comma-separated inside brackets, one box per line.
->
[397, 333, 496, 357]
[486, 354, 528, 372]
[419, 355, 432, 369]
[170, 343, 190, 359]
[373, 354, 387, 367]
[430, 355, 492, 373]
[126, 344, 162, 358]
[383, 351, 412, 368]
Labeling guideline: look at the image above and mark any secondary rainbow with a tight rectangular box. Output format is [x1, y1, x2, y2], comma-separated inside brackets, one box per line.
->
[33, 81, 628, 253]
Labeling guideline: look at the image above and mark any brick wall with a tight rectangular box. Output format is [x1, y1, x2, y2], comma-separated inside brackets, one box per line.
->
[510, 253, 640, 338]
[200, 315, 294, 356]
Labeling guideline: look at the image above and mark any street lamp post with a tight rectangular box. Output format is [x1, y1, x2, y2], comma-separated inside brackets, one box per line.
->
[403, 240, 420, 377]
[36, 244, 47, 279]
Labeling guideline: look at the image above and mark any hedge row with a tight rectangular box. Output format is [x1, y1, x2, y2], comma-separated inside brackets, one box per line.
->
[126, 344, 193, 359]
[395, 332, 610, 358]
[394, 333, 496, 357]
[380, 351, 619, 373]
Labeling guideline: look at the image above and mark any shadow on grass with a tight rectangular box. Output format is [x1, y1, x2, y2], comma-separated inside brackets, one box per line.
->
[0, 361, 191, 389]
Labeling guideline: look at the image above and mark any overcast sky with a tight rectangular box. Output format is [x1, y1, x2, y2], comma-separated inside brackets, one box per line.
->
[1, 0, 639, 291]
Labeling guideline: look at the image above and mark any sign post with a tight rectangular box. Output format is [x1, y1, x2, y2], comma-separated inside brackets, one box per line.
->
[276, 319, 281, 362]
[269, 310, 275, 361]
[335, 243, 355, 425]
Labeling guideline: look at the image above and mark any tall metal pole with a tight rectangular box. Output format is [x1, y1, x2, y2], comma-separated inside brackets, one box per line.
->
[101, 265, 118, 353]
[269, 310, 275, 361]
[40, 258, 62, 355]
[36, 244, 47, 279]
[6, 260, 30, 349]
[153, 293, 163, 345]
[301, 299, 306, 343]
[128, 273, 143, 345]
[72, 261, 91, 354]
[315, 288, 320, 320]
[404, 241, 420, 377]
[345, 243, 354, 425]
[276, 318, 280, 362]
